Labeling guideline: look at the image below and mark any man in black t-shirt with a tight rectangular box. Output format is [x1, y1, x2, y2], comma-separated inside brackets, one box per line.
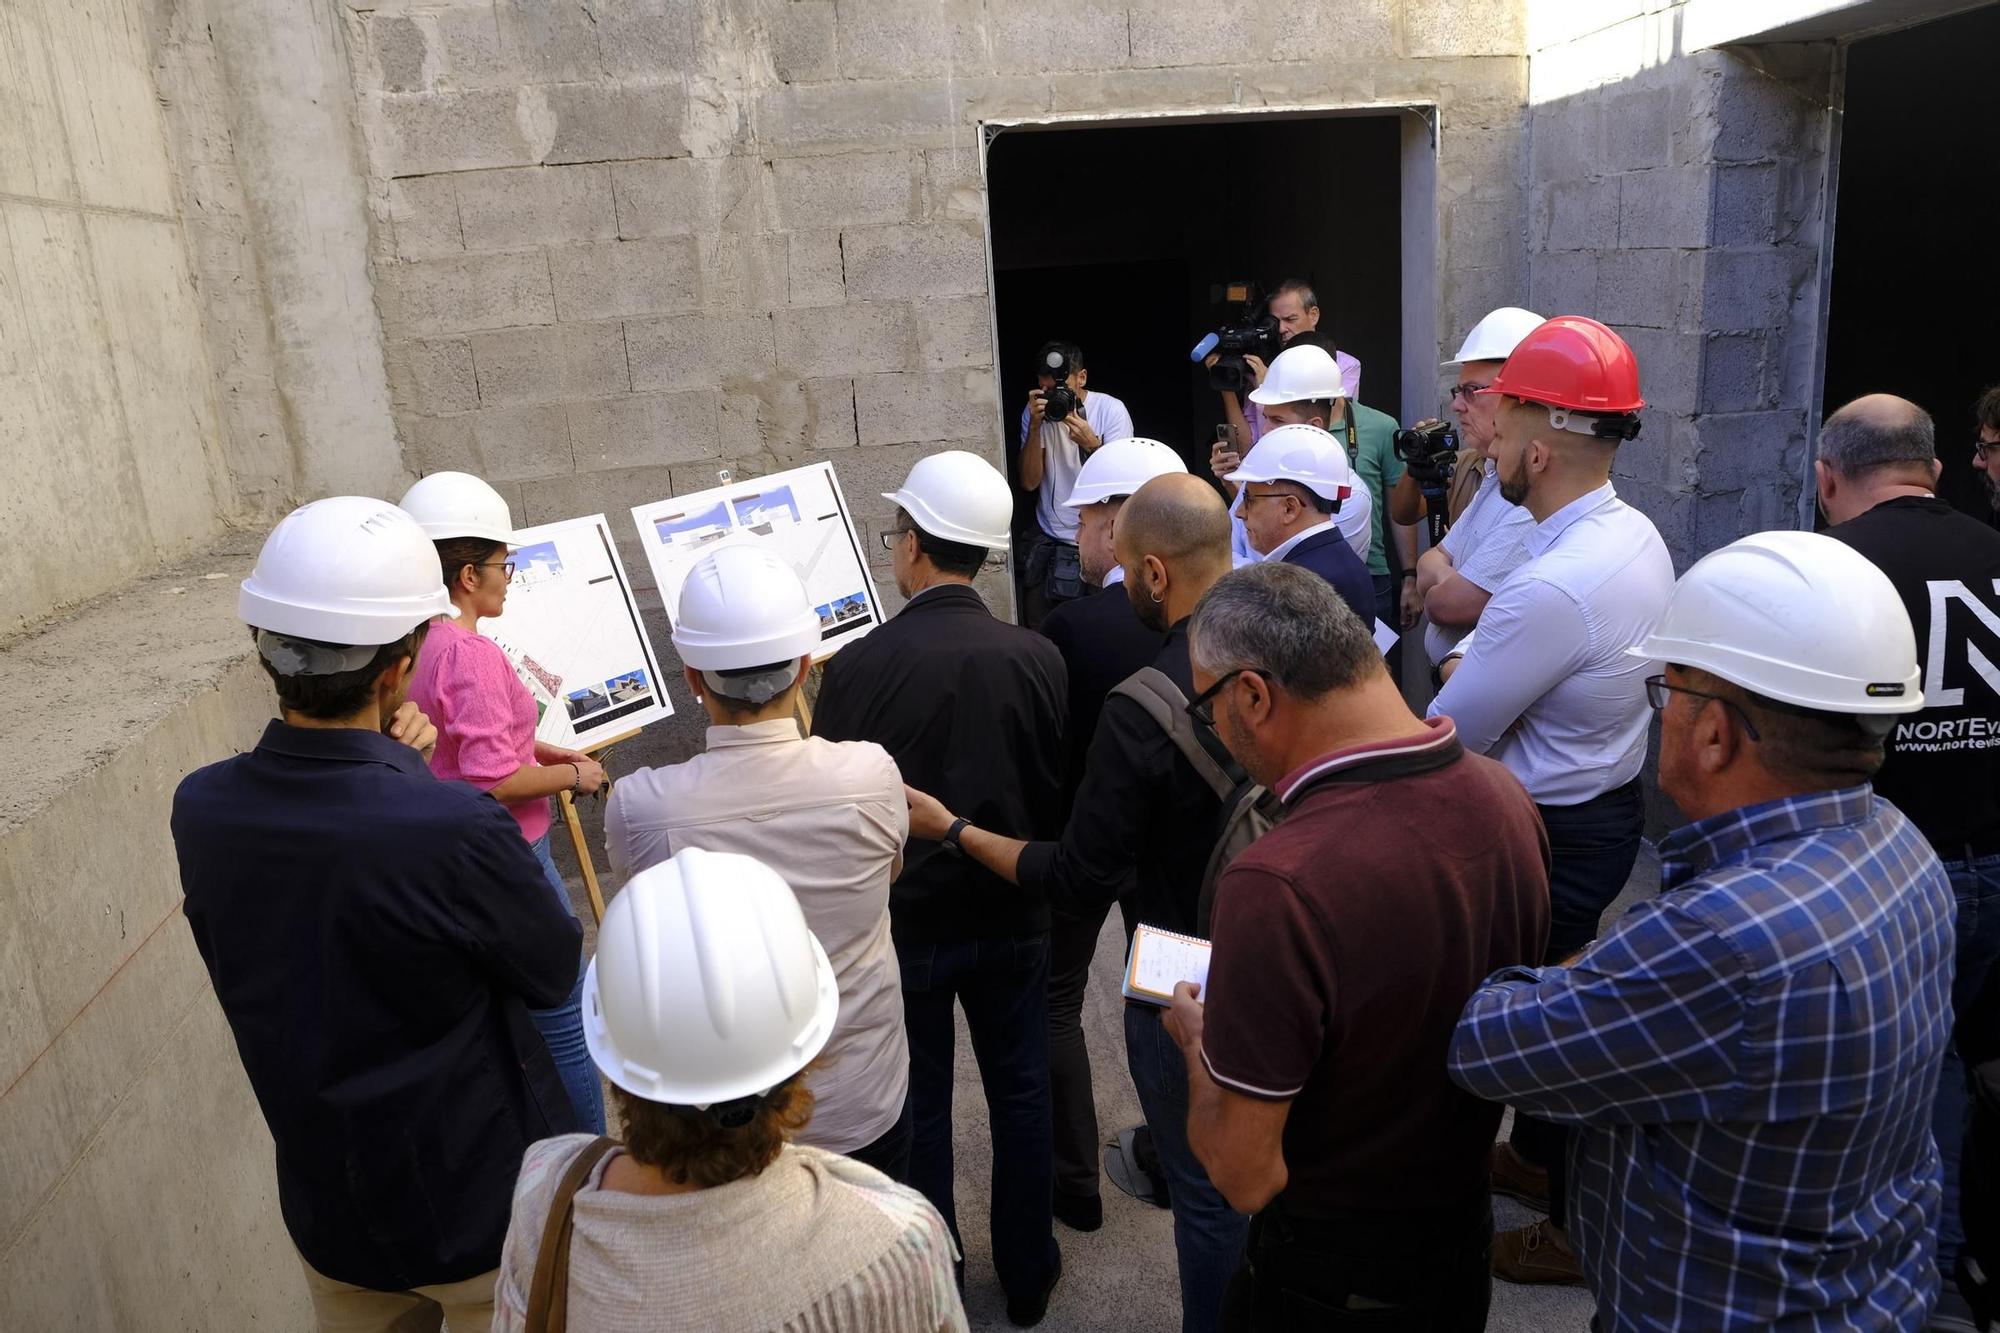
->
[1820, 393, 2000, 1298]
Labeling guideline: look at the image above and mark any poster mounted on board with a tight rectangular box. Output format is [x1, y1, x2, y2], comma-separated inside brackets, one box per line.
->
[481, 513, 674, 748]
[629, 461, 885, 658]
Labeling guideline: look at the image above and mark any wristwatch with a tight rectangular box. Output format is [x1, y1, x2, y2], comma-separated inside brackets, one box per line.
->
[942, 817, 971, 857]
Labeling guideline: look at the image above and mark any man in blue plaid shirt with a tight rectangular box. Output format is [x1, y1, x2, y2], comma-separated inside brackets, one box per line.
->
[1450, 530, 1956, 1330]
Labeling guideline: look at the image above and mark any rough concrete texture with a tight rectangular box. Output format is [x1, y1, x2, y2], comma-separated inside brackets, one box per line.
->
[346, 0, 1533, 618]
[1526, 4, 1838, 568]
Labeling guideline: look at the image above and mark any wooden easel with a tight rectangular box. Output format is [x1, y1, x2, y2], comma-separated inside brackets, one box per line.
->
[557, 727, 639, 924]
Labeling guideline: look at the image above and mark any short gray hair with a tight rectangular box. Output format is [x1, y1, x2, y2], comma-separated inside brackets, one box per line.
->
[1819, 397, 1935, 477]
[1188, 563, 1379, 700]
[1274, 278, 1318, 311]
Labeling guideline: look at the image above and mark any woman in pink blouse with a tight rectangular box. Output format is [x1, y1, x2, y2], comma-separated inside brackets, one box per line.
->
[400, 472, 607, 1133]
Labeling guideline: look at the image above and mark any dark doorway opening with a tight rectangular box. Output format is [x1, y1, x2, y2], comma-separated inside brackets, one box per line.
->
[984, 112, 1409, 588]
[1822, 3, 2000, 522]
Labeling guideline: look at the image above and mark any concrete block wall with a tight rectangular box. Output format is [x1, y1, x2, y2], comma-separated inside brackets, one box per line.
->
[344, 0, 1532, 603]
[1525, 3, 1835, 568]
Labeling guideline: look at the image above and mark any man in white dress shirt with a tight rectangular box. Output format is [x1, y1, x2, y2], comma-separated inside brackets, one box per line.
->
[1426, 315, 1674, 1286]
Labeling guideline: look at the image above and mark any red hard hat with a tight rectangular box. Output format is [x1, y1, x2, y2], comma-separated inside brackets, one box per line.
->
[1483, 316, 1645, 415]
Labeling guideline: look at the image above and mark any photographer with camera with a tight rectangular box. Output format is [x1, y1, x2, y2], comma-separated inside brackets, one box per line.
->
[1203, 280, 1361, 458]
[1018, 340, 1133, 627]
[1390, 307, 1544, 672]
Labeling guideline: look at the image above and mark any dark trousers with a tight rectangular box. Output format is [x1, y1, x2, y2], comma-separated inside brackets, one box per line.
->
[900, 932, 1061, 1304]
[1935, 851, 2000, 1272]
[1222, 1193, 1494, 1332]
[1510, 777, 1646, 1227]
[845, 1093, 914, 1184]
[1048, 902, 1112, 1202]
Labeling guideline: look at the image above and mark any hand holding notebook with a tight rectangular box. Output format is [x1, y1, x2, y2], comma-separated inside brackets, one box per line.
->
[1122, 923, 1212, 1007]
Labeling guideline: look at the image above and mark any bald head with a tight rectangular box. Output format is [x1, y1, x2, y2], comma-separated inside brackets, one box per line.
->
[1820, 393, 1935, 481]
[1115, 473, 1231, 574]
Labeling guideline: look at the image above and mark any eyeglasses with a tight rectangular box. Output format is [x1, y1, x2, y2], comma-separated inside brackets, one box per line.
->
[474, 560, 517, 581]
[1239, 488, 1296, 507]
[1184, 669, 1268, 727]
[879, 527, 912, 551]
[1644, 674, 1761, 742]
[1976, 439, 1999, 461]
[1449, 381, 1493, 403]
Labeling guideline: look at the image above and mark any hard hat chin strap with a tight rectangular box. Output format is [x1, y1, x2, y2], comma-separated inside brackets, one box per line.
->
[1544, 406, 1643, 442]
[255, 630, 382, 677]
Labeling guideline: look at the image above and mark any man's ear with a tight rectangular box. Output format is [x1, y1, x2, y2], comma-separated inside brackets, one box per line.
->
[1074, 367, 1089, 390]
[683, 665, 706, 701]
[1813, 459, 1835, 504]
[1931, 456, 1944, 486]
[1691, 698, 1744, 776]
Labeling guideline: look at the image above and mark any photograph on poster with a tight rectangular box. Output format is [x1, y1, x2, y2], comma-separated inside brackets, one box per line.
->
[481, 513, 674, 748]
[631, 461, 885, 659]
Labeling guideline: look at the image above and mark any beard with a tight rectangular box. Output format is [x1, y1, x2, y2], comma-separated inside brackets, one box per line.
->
[1984, 469, 2000, 512]
[1124, 574, 1168, 631]
[1498, 451, 1531, 507]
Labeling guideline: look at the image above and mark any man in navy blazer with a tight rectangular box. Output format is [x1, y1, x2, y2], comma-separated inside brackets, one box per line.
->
[1226, 422, 1377, 626]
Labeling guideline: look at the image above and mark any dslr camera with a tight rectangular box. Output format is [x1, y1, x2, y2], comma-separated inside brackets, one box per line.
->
[1189, 281, 1283, 395]
[1393, 421, 1461, 542]
[1038, 347, 1078, 424]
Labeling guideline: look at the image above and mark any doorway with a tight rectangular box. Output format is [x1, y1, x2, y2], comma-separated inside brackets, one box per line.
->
[1822, 3, 2000, 520]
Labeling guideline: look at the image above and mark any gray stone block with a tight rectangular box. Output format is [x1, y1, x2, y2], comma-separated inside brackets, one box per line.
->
[389, 175, 462, 259]
[921, 148, 984, 221]
[403, 402, 573, 482]
[432, 1, 603, 88]
[1618, 166, 1710, 251]
[471, 322, 632, 405]
[1528, 251, 1597, 319]
[1046, 66, 1239, 115]
[1600, 85, 1672, 173]
[612, 158, 770, 239]
[378, 90, 537, 176]
[455, 165, 616, 252]
[989, 1, 1131, 72]
[567, 389, 720, 470]
[1616, 326, 1702, 415]
[1403, 0, 1522, 57]
[1688, 409, 1806, 496]
[1595, 248, 1674, 328]
[599, 1, 696, 80]
[918, 296, 993, 370]
[774, 303, 917, 378]
[545, 83, 687, 165]
[770, 2, 837, 83]
[369, 14, 430, 93]
[760, 79, 1029, 150]
[852, 369, 1001, 447]
[774, 152, 914, 230]
[1528, 100, 1600, 187]
[516, 463, 682, 580]
[699, 231, 790, 311]
[719, 380, 807, 458]
[833, 0, 991, 80]
[1700, 333, 1769, 414]
[627, 314, 778, 392]
[1700, 246, 1814, 332]
[1447, 196, 1521, 264]
[841, 222, 987, 300]
[376, 251, 556, 337]
[1127, 0, 1256, 66]
[788, 230, 846, 307]
[549, 238, 699, 321]
[1712, 62, 1817, 166]
[805, 377, 858, 450]
[385, 337, 478, 415]
[1711, 164, 1777, 247]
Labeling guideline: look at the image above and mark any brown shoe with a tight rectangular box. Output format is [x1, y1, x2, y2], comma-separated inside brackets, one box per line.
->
[1489, 1142, 1550, 1210]
[1492, 1219, 1584, 1286]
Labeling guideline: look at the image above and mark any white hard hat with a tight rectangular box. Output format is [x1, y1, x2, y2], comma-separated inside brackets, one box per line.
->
[1627, 530, 1922, 715]
[397, 471, 515, 543]
[882, 449, 1012, 551]
[1445, 306, 1546, 367]
[1248, 343, 1346, 406]
[670, 544, 822, 671]
[585, 848, 840, 1108]
[1063, 437, 1188, 508]
[238, 497, 456, 647]
[1225, 423, 1352, 505]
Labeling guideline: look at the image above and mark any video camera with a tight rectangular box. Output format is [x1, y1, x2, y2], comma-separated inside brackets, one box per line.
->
[1037, 347, 1078, 424]
[1189, 281, 1283, 395]
[1392, 421, 1461, 543]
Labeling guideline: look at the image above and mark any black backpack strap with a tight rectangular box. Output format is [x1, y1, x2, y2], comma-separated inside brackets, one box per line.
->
[1108, 667, 1240, 800]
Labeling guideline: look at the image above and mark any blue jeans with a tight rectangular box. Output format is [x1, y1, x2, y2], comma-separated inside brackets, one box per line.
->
[900, 933, 1061, 1306]
[1934, 852, 2000, 1271]
[529, 832, 606, 1135]
[1127, 1002, 1249, 1333]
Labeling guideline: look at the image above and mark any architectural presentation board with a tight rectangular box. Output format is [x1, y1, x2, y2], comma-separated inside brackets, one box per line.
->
[629, 461, 885, 657]
[482, 513, 674, 748]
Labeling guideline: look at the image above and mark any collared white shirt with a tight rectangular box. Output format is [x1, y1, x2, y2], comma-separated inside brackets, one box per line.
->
[1101, 564, 1125, 587]
[1229, 473, 1374, 565]
[604, 719, 909, 1152]
[1427, 482, 1673, 805]
[1423, 460, 1539, 664]
[1261, 517, 1339, 565]
[1019, 391, 1134, 542]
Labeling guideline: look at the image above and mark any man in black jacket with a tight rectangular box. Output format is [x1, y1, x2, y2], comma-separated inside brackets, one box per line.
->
[905, 474, 1248, 1333]
[813, 449, 1069, 1327]
[173, 498, 580, 1333]
[1036, 436, 1183, 1231]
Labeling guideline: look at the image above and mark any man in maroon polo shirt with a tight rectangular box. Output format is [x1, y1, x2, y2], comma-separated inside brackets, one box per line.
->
[1164, 561, 1550, 1331]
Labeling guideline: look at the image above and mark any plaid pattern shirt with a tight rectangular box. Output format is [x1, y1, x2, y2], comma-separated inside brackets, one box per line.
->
[1450, 785, 1955, 1331]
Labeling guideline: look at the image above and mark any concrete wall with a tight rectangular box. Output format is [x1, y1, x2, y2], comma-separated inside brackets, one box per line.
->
[344, 0, 1532, 608]
[1525, 1, 1839, 569]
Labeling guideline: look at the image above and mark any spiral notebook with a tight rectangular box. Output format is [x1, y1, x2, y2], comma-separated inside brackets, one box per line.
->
[1122, 923, 1213, 1007]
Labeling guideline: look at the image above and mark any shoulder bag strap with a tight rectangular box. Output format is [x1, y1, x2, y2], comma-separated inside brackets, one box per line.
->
[523, 1136, 620, 1333]
[1109, 667, 1238, 800]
